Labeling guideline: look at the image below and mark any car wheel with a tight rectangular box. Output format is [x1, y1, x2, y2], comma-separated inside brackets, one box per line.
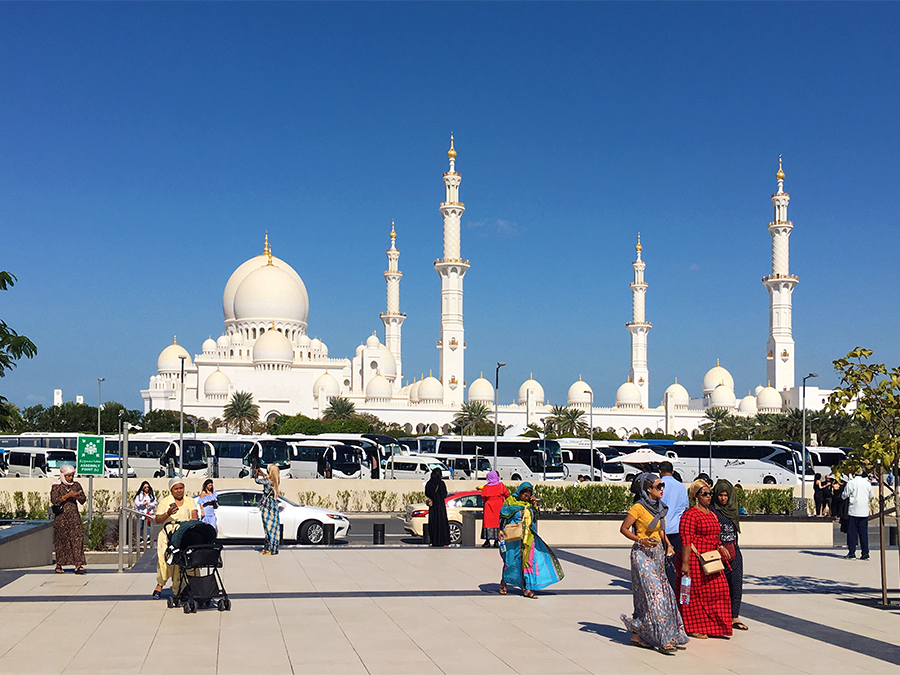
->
[300, 520, 325, 545]
[511, 474, 521, 481]
[448, 522, 462, 545]
[763, 476, 776, 485]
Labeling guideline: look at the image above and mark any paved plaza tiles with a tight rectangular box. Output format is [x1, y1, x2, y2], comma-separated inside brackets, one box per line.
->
[0, 544, 898, 675]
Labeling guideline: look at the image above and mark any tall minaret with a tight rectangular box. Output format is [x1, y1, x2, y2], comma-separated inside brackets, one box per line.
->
[380, 221, 405, 390]
[764, 156, 797, 391]
[435, 135, 468, 406]
[626, 234, 650, 408]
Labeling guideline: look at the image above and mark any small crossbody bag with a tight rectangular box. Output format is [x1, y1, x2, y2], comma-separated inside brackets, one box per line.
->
[503, 522, 523, 541]
[691, 544, 724, 575]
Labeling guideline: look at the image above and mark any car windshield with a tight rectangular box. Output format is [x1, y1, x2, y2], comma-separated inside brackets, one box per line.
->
[475, 458, 492, 472]
[426, 462, 448, 472]
[259, 441, 290, 466]
[278, 495, 299, 507]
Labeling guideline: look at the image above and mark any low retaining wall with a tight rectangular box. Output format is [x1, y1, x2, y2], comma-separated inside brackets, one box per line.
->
[461, 512, 832, 548]
[0, 520, 54, 569]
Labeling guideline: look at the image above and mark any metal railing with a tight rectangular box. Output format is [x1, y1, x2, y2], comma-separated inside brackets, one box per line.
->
[118, 507, 154, 572]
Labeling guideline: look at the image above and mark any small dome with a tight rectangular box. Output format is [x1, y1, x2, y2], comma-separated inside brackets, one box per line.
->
[233, 263, 309, 324]
[379, 345, 397, 379]
[754, 385, 764, 396]
[738, 394, 758, 414]
[517, 376, 545, 405]
[408, 379, 421, 403]
[568, 378, 593, 406]
[158, 339, 192, 372]
[417, 375, 444, 402]
[702, 361, 734, 396]
[204, 369, 231, 397]
[366, 374, 393, 401]
[312, 371, 340, 399]
[216, 334, 230, 349]
[230, 331, 244, 346]
[252, 328, 294, 365]
[709, 384, 736, 409]
[202, 337, 217, 353]
[664, 381, 690, 408]
[615, 381, 642, 408]
[468, 375, 494, 403]
[756, 385, 783, 412]
[297, 333, 311, 347]
[366, 333, 381, 348]
[310, 337, 323, 351]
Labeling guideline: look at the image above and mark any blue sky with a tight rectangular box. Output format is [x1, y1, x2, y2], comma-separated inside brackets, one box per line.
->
[1, 2, 898, 412]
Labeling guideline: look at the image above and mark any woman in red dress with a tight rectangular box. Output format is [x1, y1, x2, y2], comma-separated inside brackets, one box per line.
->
[478, 471, 509, 548]
[678, 480, 733, 639]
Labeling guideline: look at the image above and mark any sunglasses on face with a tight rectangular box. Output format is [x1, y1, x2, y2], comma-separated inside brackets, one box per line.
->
[698, 491, 711, 497]
[652, 483, 664, 490]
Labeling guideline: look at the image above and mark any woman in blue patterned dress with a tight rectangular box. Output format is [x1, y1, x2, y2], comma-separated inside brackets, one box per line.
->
[255, 464, 281, 555]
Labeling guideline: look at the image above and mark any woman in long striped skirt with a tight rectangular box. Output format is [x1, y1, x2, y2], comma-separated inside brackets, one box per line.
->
[255, 464, 281, 555]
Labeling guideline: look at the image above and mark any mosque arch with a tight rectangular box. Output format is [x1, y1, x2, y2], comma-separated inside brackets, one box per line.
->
[416, 423, 427, 434]
[403, 423, 413, 434]
[429, 423, 439, 434]
[441, 424, 452, 434]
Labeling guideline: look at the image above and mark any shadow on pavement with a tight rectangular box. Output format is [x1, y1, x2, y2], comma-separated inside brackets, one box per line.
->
[578, 621, 629, 645]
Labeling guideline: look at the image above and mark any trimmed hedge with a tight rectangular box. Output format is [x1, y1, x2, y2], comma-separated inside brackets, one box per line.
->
[533, 484, 632, 514]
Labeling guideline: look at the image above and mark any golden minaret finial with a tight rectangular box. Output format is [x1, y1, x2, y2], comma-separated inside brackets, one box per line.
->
[390, 220, 396, 240]
[636, 232, 642, 252]
[776, 155, 785, 181]
[173, 335, 177, 345]
[448, 134, 457, 160]
[264, 231, 270, 256]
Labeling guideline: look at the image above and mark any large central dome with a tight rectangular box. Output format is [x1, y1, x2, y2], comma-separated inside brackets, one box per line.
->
[222, 239, 309, 325]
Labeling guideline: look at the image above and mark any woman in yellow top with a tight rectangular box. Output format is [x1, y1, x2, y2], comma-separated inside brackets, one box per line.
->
[152, 478, 198, 599]
[619, 473, 689, 655]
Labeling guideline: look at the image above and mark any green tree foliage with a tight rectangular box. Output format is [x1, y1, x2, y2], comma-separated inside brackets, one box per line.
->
[141, 409, 185, 433]
[322, 397, 356, 422]
[274, 413, 325, 435]
[223, 391, 260, 434]
[545, 405, 588, 437]
[452, 401, 494, 435]
[0, 272, 38, 383]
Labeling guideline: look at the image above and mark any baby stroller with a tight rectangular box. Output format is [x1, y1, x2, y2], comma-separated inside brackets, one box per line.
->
[163, 520, 231, 613]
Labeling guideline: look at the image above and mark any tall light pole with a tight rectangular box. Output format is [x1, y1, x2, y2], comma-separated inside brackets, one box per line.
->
[493, 362, 506, 469]
[584, 388, 595, 482]
[91, 377, 104, 522]
[178, 354, 187, 478]
[801, 372, 819, 503]
[97, 378, 104, 435]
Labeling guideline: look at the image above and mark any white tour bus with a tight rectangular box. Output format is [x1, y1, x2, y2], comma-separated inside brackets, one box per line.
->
[646, 441, 805, 485]
[806, 446, 849, 476]
[421, 437, 566, 482]
[5, 448, 77, 478]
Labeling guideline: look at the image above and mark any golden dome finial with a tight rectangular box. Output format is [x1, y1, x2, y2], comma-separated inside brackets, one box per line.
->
[173, 335, 177, 345]
[448, 134, 457, 160]
[390, 220, 396, 240]
[716, 358, 720, 366]
[776, 155, 785, 181]
[636, 232, 642, 252]
[264, 230, 270, 256]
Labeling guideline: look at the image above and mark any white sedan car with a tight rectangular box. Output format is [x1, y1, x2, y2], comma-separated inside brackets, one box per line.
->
[213, 489, 350, 545]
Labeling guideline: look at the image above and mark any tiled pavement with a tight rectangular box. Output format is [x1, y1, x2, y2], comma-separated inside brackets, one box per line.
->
[0, 544, 898, 674]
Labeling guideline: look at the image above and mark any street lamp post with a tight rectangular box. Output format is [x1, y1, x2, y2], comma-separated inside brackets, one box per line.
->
[584, 388, 595, 482]
[493, 362, 506, 469]
[179, 355, 187, 478]
[91, 377, 104, 522]
[801, 372, 819, 503]
[118, 421, 133, 573]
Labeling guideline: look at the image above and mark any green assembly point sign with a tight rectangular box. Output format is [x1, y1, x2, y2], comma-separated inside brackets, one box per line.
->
[77, 436, 105, 476]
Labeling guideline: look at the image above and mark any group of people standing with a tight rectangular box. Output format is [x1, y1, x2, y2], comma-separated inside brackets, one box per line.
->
[620, 462, 746, 655]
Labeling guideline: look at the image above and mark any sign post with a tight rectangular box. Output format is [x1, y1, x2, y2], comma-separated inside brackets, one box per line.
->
[77, 436, 105, 522]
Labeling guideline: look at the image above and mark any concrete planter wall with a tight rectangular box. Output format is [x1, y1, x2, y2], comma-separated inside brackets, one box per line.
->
[0, 520, 54, 569]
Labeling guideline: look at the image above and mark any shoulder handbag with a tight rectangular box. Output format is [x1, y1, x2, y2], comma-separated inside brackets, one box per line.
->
[503, 522, 523, 542]
[691, 544, 724, 574]
[51, 503, 64, 517]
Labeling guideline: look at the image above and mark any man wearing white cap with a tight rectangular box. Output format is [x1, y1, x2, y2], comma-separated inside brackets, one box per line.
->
[152, 478, 198, 599]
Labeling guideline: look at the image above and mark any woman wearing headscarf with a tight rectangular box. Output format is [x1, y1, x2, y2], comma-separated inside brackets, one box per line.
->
[255, 464, 281, 554]
[50, 465, 87, 574]
[424, 467, 451, 547]
[477, 470, 509, 548]
[620, 473, 687, 654]
[498, 482, 564, 598]
[677, 480, 732, 638]
[712, 479, 747, 631]
[152, 477, 198, 599]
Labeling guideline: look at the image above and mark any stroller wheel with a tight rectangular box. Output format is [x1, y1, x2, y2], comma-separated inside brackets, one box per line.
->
[221, 597, 232, 611]
[166, 597, 176, 609]
[217, 598, 227, 612]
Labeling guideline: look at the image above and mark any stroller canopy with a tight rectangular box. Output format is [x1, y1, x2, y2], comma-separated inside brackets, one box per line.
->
[169, 521, 217, 549]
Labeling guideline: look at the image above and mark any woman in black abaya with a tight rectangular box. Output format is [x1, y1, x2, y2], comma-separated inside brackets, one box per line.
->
[425, 468, 451, 547]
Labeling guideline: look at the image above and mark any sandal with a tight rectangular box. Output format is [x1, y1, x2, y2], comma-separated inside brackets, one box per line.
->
[498, 583, 507, 595]
[687, 633, 708, 639]
[74, 566, 85, 575]
[55, 564, 64, 574]
[657, 645, 677, 655]
[152, 587, 162, 599]
[523, 590, 538, 599]
[733, 621, 749, 631]
[630, 636, 652, 650]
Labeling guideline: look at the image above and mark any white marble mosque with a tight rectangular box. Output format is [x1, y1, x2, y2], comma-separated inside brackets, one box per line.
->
[142, 145, 831, 436]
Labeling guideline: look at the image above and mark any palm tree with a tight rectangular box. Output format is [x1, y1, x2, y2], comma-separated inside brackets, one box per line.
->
[546, 405, 588, 437]
[322, 397, 356, 422]
[223, 391, 259, 434]
[453, 401, 493, 435]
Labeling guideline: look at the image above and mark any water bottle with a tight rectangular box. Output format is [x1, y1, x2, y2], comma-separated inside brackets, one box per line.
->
[680, 576, 691, 605]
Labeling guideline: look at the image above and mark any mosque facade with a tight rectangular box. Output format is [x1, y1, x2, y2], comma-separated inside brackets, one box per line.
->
[141, 142, 830, 436]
